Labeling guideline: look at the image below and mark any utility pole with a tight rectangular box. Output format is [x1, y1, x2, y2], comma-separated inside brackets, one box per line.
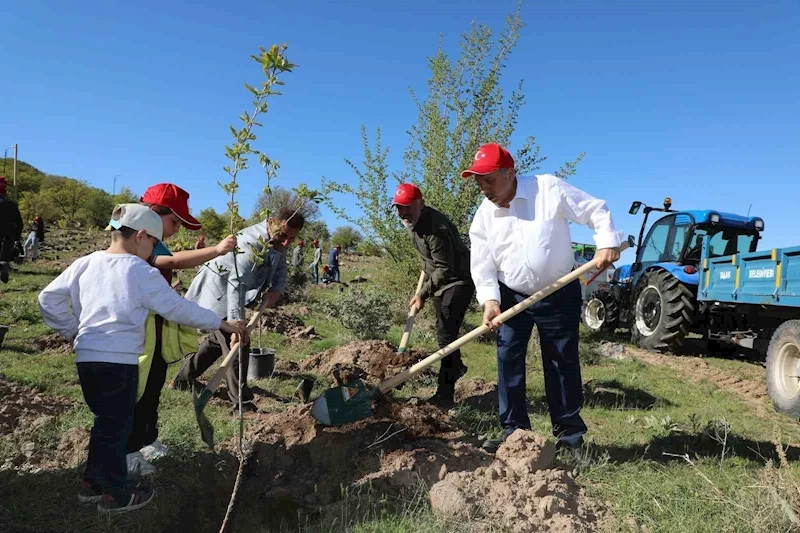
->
[12, 144, 17, 202]
[113, 174, 121, 196]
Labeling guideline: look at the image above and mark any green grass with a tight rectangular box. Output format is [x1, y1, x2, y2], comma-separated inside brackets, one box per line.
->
[2, 246, 800, 532]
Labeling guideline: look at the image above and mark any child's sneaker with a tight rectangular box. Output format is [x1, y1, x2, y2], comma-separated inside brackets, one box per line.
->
[126, 451, 156, 477]
[77, 479, 103, 504]
[97, 485, 154, 514]
[140, 440, 168, 462]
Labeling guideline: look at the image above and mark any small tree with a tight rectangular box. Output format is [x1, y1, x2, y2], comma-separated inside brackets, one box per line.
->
[114, 186, 140, 204]
[250, 185, 321, 225]
[197, 207, 228, 241]
[331, 225, 363, 253]
[322, 3, 584, 281]
[41, 176, 89, 225]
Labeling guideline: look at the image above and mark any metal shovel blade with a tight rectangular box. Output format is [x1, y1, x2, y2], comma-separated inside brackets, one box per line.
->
[193, 383, 215, 449]
[310, 379, 380, 426]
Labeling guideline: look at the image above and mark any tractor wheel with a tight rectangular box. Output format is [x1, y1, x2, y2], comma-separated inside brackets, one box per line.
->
[631, 270, 695, 352]
[582, 291, 618, 333]
[766, 320, 800, 420]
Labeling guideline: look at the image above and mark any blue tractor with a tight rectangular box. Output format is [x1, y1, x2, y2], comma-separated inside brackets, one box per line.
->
[582, 197, 765, 352]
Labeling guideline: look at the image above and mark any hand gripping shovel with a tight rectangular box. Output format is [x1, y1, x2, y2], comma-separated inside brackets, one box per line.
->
[193, 296, 273, 449]
[311, 237, 632, 426]
[397, 271, 426, 353]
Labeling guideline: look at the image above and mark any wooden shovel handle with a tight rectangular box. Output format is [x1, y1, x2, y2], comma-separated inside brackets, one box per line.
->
[379, 238, 632, 393]
[398, 271, 426, 352]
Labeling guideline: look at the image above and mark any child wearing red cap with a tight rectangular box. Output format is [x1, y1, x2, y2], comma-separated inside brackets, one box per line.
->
[125, 183, 238, 475]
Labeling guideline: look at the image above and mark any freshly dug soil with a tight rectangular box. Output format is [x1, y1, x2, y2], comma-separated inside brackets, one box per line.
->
[299, 340, 431, 385]
[211, 390, 604, 532]
[0, 376, 74, 435]
[33, 332, 73, 354]
[429, 430, 604, 532]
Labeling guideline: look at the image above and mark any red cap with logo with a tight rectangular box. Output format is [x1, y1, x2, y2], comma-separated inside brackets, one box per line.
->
[392, 183, 423, 206]
[460, 143, 515, 178]
[141, 183, 202, 230]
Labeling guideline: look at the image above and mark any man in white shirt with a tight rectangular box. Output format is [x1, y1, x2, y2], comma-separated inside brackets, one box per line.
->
[463, 143, 622, 454]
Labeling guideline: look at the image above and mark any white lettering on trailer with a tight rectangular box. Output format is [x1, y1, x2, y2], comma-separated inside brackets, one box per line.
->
[749, 268, 775, 279]
[719, 271, 731, 280]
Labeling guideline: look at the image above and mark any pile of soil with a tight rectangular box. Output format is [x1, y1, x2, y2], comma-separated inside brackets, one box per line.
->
[429, 431, 604, 532]
[0, 375, 84, 473]
[33, 332, 73, 354]
[255, 308, 320, 341]
[0, 375, 74, 435]
[214, 387, 604, 532]
[299, 340, 430, 385]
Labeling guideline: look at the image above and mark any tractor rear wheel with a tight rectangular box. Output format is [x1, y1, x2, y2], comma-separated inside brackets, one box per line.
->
[631, 270, 695, 352]
[766, 320, 800, 420]
[582, 291, 618, 333]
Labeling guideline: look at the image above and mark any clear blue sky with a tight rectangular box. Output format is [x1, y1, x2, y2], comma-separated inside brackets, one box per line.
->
[2, 0, 798, 263]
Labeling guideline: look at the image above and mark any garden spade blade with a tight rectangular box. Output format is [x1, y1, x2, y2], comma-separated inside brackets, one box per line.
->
[310, 379, 381, 426]
[397, 271, 426, 353]
[193, 381, 216, 449]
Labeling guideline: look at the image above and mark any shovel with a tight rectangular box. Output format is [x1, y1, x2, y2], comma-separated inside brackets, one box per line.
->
[397, 271, 426, 353]
[193, 295, 273, 449]
[311, 237, 633, 426]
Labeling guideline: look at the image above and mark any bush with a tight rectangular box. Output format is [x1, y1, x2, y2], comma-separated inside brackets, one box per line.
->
[283, 266, 311, 304]
[325, 288, 393, 340]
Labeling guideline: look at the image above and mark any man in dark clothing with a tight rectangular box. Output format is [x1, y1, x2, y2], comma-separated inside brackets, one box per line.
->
[394, 183, 474, 407]
[328, 245, 341, 282]
[0, 177, 23, 283]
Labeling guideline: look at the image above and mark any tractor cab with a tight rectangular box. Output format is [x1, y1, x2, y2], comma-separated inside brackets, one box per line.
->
[629, 198, 763, 276]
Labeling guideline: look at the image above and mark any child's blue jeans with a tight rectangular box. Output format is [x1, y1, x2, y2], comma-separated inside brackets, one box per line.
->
[77, 362, 138, 502]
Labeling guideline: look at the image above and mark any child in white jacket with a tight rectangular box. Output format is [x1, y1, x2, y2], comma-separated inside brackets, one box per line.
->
[38, 204, 244, 515]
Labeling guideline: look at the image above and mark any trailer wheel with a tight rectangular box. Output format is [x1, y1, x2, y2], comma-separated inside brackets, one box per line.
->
[766, 320, 800, 419]
[631, 269, 695, 352]
[582, 291, 618, 333]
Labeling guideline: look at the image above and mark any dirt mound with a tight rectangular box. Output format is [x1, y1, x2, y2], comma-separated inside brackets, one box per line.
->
[33, 332, 73, 354]
[429, 430, 603, 532]
[254, 308, 320, 341]
[56, 427, 90, 468]
[215, 399, 602, 532]
[0, 376, 74, 435]
[455, 378, 498, 412]
[299, 340, 430, 384]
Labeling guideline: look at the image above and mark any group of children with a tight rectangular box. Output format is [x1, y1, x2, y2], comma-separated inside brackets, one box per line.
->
[37, 185, 244, 514]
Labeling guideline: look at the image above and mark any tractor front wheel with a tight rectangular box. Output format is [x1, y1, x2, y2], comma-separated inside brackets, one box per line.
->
[582, 291, 619, 333]
[766, 320, 800, 420]
[631, 270, 695, 352]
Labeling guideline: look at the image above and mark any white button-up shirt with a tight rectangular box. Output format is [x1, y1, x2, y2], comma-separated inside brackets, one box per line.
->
[469, 174, 622, 305]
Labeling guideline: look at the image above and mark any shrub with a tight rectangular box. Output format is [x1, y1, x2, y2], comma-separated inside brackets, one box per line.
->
[325, 288, 393, 340]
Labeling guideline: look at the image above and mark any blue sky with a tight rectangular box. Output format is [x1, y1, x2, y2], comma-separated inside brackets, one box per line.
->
[1, 0, 798, 264]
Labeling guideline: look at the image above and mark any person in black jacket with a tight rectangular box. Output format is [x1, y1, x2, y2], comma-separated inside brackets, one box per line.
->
[393, 183, 475, 407]
[0, 177, 23, 283]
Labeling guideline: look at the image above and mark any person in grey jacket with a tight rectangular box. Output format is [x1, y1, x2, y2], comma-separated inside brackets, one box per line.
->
[171, 207, 305, 412]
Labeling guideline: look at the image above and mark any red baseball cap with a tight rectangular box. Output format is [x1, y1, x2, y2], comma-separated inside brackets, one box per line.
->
[141, 183, 202, 230]
[393, 183, 423, 206]
[460, 143, 515, 178]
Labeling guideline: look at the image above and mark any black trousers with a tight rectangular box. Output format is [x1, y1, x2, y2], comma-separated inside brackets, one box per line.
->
[174, 329, 252, 405]
[126, 340, 166, 453]
[77, 362, 137, 502]
[432, 283, 474, 389]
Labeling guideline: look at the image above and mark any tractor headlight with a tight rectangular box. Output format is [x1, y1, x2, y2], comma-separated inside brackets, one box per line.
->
[754, 219, 764, 231]
[710, 213, 720, 223]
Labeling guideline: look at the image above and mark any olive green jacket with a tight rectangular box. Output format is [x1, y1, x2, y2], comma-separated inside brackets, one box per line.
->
[410, 206, 473, 301]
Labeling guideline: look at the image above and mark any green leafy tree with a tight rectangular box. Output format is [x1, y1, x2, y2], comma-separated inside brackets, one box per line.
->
[197, 207, 227, 241]
[250, 185, 321, 225]
[113, 186, 139, 204]
[322, 4, 584, 280]
[331, 225, 363, 253]
[41, 176, 90, 225]
[18, 190, 58, 223]
[299, 219, 330, 246]
[80, 187, 115, 228]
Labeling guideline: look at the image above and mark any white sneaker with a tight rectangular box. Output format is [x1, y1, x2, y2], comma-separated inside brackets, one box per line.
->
[126, 451, 156, 477]
[140, 440, 168, 462]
